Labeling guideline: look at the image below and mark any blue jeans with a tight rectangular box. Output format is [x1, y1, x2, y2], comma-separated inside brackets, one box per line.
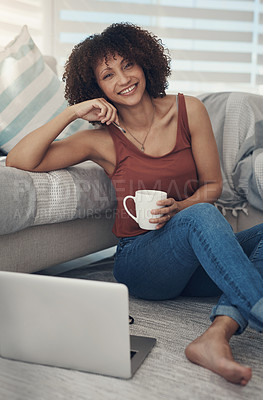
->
[114, 203, 263, 334]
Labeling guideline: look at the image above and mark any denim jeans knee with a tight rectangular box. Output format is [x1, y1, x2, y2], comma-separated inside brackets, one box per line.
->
[180, 203, 231, 232]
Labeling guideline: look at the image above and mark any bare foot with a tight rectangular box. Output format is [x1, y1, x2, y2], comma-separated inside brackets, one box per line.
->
[185, 317, 252, 385]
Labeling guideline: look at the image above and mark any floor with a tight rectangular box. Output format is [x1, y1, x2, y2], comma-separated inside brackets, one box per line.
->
[1, 247, 263, 400]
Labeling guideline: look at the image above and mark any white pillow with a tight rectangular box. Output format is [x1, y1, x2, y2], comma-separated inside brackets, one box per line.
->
[0, 25, 92, 154]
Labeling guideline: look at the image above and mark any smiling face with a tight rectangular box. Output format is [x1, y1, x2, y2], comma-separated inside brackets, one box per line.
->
[94, 54, 147, 107]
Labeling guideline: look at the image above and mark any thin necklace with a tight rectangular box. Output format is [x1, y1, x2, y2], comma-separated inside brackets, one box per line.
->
[117, 106, 155, 152]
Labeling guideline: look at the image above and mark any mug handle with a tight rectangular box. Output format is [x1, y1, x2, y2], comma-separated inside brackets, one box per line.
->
[123, 195, 138, 223]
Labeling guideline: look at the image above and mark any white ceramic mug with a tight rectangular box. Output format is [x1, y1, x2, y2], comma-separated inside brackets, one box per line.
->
[123, 190, 167, 230]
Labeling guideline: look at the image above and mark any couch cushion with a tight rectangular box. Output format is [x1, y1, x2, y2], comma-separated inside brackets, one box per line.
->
[0, 156, 117, 236]
[0, 25, 92, 154]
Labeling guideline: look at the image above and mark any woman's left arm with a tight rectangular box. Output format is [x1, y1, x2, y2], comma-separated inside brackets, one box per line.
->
[178, 95, 223, 208]
[151, 96, 223, 228]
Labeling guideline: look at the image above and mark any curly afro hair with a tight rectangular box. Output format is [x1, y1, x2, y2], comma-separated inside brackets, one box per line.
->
[63, 22, 171, 106]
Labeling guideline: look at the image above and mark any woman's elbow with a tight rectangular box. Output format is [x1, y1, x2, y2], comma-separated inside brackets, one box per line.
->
[5, 154, 14, 167]
[5, 152, 29, 170]
[5, 152, 20, 168]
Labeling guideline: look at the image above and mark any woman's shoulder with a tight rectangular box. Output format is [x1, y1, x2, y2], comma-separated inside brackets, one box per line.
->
[155, 94, 203, 108]
[71, 125, 114, 157]
[183, 94, 206, 112]
[73, 125, 115, 171]
[154, 94, 204, 115]
[75, 125, 112, 142]
[182, 96, 211, 132]
[154, 94, 176, 106]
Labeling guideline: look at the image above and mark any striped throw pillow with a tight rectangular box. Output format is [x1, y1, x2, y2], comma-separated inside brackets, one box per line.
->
[0, 26, 92, 154]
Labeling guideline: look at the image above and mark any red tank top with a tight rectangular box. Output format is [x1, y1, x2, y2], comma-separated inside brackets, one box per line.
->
[106, 94, 199, 237]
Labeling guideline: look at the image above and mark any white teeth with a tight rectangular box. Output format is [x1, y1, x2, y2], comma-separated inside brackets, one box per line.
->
[120, 84, 136, 95]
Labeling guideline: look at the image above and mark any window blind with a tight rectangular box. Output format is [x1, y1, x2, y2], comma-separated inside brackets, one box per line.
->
[52, 0, 263, 95]
[1, 1, 262, 95]
[0, 0, 43, 50]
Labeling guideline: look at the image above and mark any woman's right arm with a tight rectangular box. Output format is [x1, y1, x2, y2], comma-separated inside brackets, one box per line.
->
[6, 98, 118, 172]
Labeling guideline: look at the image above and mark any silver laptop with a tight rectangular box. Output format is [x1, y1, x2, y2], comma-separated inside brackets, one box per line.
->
[0, 271, 156, 379]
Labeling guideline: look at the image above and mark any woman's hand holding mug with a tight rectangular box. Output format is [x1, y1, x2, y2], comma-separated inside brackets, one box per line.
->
[123, 190, 175, 230]
[150, 197, 179, 229]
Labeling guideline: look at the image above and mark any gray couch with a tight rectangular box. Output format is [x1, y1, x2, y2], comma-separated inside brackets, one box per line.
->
[0, 210, 118, 273]
[0, 155, 118, 273]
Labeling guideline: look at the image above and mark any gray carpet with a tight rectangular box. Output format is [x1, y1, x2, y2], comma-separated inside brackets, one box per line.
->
[1, 259, 262, 400]
[56, 260, 263, 400]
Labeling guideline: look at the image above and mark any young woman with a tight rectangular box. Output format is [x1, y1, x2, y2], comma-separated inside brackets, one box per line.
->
[6, 23, 263, 385]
